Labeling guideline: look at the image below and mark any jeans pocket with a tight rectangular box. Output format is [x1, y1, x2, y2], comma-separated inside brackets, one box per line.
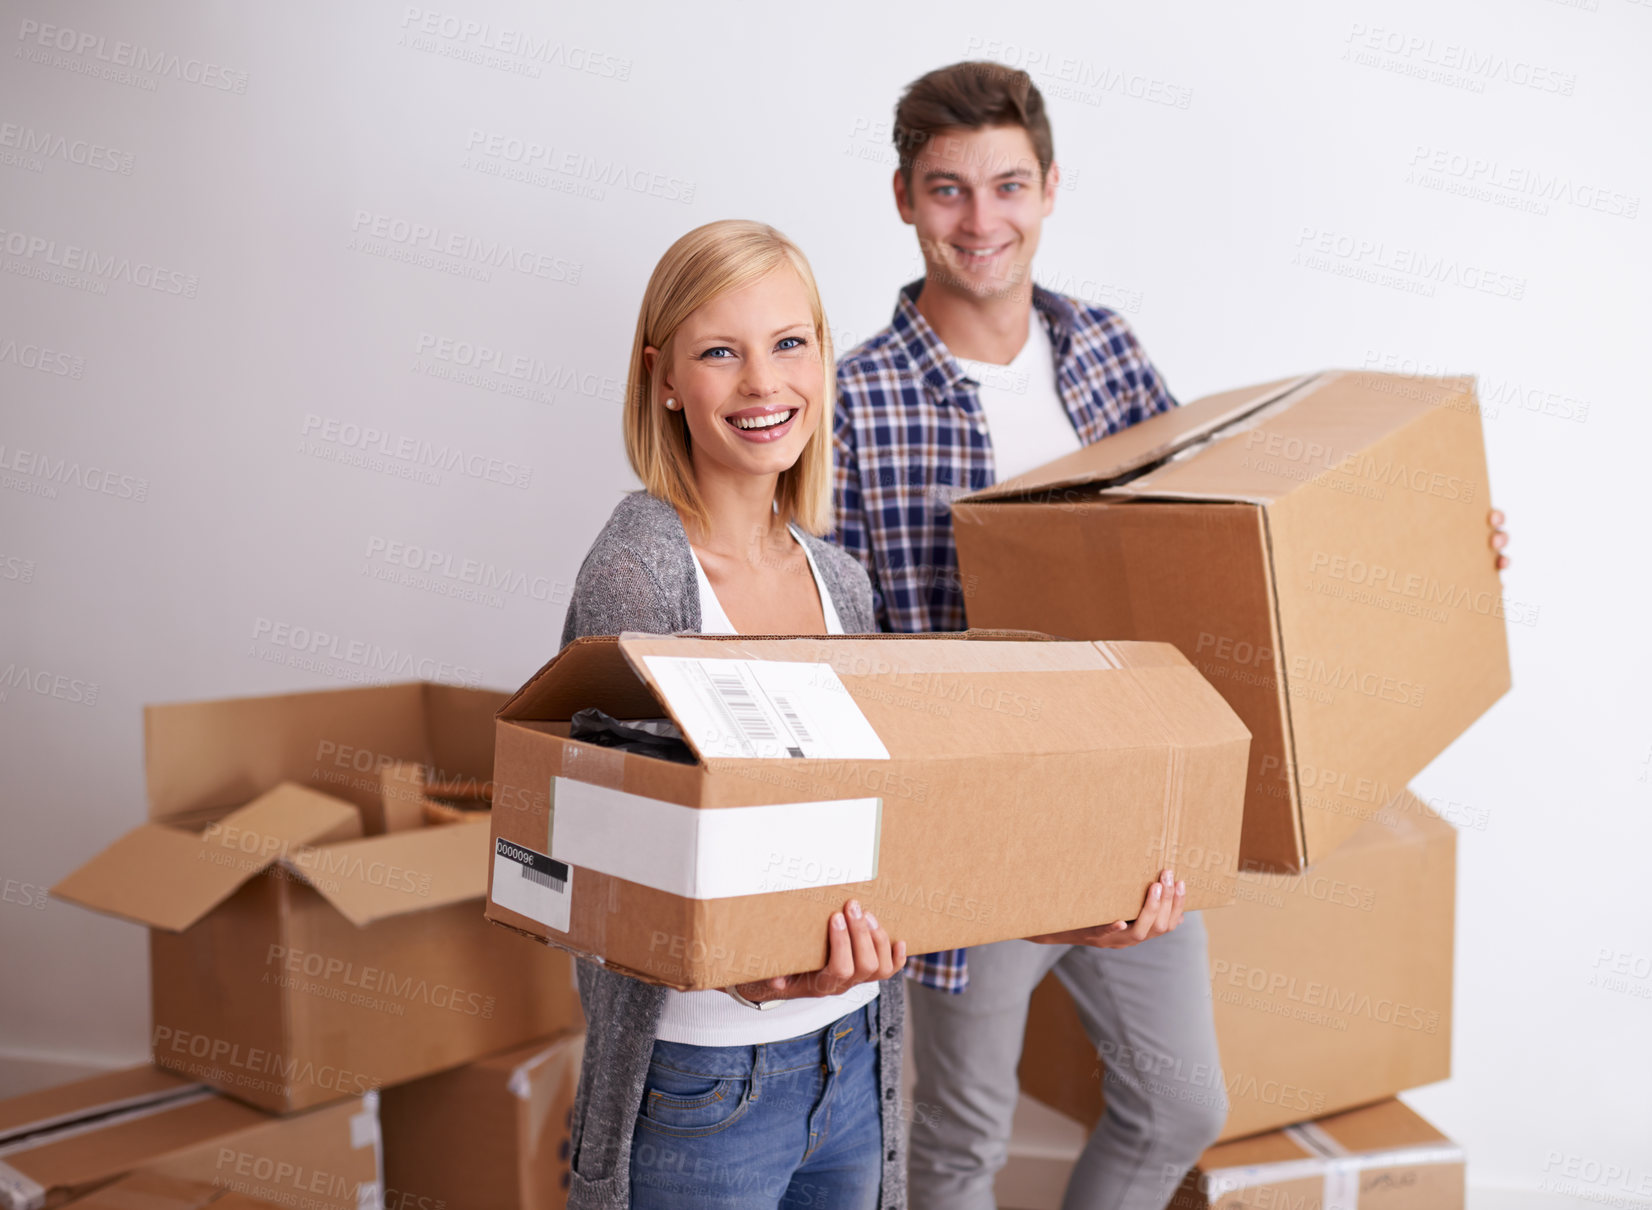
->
[637, 1062, 751, 1137]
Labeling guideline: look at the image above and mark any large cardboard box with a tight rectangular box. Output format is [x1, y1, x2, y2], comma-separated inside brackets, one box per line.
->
[381, 1031, 581, 1210]
[0, 1066, 377, 1210]
[1019, 793, 1454, 1142]
[996, 1095, 1463, 1210]
[51, 683, 582, 1113]
[953, 370, 1510, 870]
[487, 633, 1251, 989]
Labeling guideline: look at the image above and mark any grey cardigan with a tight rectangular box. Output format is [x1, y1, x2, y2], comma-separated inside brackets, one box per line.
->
[558, 490, 908, 1210]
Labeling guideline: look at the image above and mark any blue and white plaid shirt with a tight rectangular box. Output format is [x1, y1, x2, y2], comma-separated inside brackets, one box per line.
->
[831, 279, 1178, 992]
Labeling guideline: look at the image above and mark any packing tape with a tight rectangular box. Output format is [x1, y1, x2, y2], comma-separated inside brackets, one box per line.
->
[349, 1090, 381, 1150]
[561, 744, 625, 792]
[0, 1162, 45, 1210]
[356, 1181, 381, 1210]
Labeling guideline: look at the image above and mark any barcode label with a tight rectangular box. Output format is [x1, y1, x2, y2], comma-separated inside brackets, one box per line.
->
[771, 692, 812, 755]
[521, 863, 566, 893]
[492, 838, 571, 933]
[706, 665, 780, 748]
[641, 657, 890, 761]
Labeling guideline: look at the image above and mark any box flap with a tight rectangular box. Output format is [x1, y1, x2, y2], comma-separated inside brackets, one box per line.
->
[60, 1172, 229, 1210]
[1110, 370, 1473, 506]
[144, 682, 429, 821]
[963, 373, 1317, 501]
[0, 1068, 202, 1148]
[285, 818, 491, 924]
[0, 1090, 262, 1205]
[611, 634, 1249, 763]
[51, 784, 361, 932]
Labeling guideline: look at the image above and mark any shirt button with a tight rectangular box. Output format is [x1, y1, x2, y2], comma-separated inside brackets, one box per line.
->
[885, 1088, 894, 1099]
[885, 1027, 896, 1039]
[887, 1150, 897, 1161]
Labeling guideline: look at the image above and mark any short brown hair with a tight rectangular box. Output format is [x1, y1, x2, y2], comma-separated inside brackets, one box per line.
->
[623, 220, 836, 536]
[893, 61, 1054, 189]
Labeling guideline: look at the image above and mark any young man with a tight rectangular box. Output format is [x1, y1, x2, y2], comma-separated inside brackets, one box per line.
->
[830, 61, 1223, 1210]
[830, 61, 1507, 1210]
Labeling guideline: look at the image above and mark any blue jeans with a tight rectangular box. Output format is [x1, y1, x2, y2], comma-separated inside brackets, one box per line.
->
[629, 1002, 884, 1210]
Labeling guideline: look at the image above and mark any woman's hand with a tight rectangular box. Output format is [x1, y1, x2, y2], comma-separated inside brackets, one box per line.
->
[730, 899, 907, 1003]
[1025, 869, 1186, 949]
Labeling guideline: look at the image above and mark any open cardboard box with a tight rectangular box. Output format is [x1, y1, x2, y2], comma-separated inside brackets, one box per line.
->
[953, 370, 1510, 871]
[0, 1066, 376, 1210]
[486, 631, 1250, 989]
[1018, 791, 1455, 1142]
[51, 682, 582, 1113]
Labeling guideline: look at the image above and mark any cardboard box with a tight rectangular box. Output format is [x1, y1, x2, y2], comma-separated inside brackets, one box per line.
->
[381, 1031, 581, 1210]
[1171, 1099, 1465, 1210]
[953, 371, 1510, 871]
[486, 632, 1250, 989]
[995, 1095, 1463, 1210]
[1018, 793, 1454, 1142]
[0, 1066, 377, 1210]
[51, 682, 582, 1113]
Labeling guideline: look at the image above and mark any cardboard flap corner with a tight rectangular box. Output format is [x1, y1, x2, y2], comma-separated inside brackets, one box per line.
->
[962, 373, 1319, 502]
[52, 783, 361, 931]
[283, 817, 492, 924]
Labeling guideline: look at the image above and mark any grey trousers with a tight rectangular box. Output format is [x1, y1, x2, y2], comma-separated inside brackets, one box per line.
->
[906, 915, 1226, 1210]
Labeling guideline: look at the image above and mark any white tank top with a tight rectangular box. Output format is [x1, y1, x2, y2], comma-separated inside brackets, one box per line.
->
[654, 524, 880, 1045]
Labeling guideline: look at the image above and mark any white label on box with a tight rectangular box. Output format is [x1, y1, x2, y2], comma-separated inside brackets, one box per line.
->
[642, 657, 889, 760]
[491, 837, 571, 933]
[551, 776, 881, 899]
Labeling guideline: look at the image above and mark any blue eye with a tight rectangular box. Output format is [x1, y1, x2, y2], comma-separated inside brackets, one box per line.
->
[698, 346, 734, 359]
[777, 336, 807, 351]
[1002, 181, 1024, 193]
[934, 185, 958, 198]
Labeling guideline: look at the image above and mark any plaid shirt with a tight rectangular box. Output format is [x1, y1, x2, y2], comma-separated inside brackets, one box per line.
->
[831, 279, 1178, 992]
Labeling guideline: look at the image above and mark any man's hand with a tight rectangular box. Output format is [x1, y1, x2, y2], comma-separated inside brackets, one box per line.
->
[730, 899, 907, 1003]
[1025, 869, 1186, 949]
[1489, 508, 1510, 571]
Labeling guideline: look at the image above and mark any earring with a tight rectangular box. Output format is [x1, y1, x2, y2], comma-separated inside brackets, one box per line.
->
[665, 398, 680, 410]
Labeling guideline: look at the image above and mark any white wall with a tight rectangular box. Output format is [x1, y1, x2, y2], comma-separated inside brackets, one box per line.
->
[2, 0, 1648, 1200]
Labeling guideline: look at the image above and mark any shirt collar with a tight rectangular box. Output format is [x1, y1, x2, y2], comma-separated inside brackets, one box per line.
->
[893, 278, 1080, 392]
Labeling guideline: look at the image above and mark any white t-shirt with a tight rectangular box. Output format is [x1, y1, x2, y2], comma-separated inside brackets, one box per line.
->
[953, 310, 1082, 482]
[655, 524, 879, 1046]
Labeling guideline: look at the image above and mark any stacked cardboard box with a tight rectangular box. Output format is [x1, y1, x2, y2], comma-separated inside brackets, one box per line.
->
[951, 371, 1507, 1185]
[997, 1095, 1465, 1210]
[1018, 793, 1455, 1140]
[0, 1066, 376, 1210]
[38, 682, 588, 1208]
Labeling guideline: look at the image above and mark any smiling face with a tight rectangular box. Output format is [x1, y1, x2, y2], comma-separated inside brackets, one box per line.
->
[895, 123, 1058, 301]
[648, 266, 824, 490]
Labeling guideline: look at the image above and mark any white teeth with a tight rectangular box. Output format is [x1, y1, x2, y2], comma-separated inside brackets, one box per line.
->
[958, 247, 1000, 259]
[730, 409, 795, 431]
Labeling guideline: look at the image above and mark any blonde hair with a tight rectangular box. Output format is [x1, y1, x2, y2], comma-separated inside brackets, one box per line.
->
[623, 220, 836, 535]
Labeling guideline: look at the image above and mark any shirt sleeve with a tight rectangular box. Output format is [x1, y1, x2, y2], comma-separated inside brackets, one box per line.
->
[830, 389, 892, 632]
[905, 948, 969, 994]
[1119, 316, 1179, 420]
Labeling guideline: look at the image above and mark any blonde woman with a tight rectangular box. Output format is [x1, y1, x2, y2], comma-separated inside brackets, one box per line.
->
[559, 220, 909, 1210]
